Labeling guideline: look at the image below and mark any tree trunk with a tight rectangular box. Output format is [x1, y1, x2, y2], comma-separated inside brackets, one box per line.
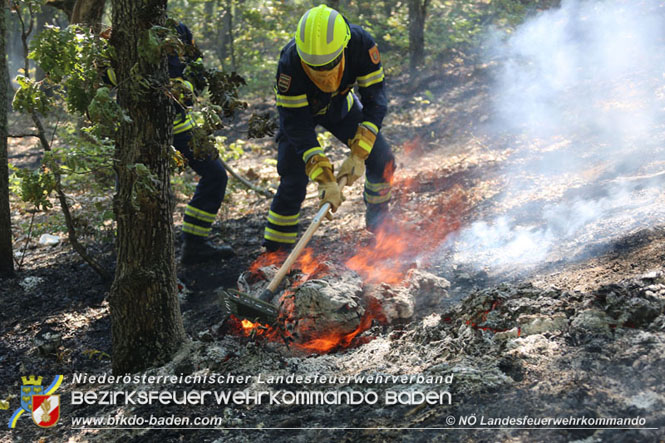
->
[109, 0, 185, 374]
[0, 3, 14, 277]
[45, 0, 77, 21]
[408, 0, 428, 74]
[225, 0, 236, 71]
[328, 0, 341, 11]
[71, 0, 107, 32]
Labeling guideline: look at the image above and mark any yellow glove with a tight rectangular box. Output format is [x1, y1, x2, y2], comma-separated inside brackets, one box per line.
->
[338, 123, 377, 185]
[305, 154, 343, 218]
[305, 154, 335, 183]
[318, 181, 344, 216]
[349, 123, 377, 159]
[336, 154, 365, 186]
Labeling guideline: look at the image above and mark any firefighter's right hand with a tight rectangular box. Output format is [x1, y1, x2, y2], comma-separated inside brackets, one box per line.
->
[336, 154, 365, 186]
[318, 181, 344, 219]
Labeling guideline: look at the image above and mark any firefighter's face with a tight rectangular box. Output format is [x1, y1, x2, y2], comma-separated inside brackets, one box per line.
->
[301, 53, 345, 93]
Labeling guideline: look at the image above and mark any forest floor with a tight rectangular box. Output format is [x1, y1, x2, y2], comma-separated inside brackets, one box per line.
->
[1, 55, 665, 442]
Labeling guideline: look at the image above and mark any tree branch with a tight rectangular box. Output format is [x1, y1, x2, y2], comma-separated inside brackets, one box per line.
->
[217, 156, 274, 198]
[31, 112, 111, 281]
[8, 133, 39, 138]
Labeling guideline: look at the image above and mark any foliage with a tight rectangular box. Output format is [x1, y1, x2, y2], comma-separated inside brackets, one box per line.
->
[5, 0, 563, 251]
[166, 0, 558, 94]
[28, 24, 109, 113]
[12, 75, 50, 114]
[9, 164, 56, 211]
[87, 86, 130, 131]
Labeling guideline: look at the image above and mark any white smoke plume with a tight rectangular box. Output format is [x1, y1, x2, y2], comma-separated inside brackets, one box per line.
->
[446, 0, 665, 271]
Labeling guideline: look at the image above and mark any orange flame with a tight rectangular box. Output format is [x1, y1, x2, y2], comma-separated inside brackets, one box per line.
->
[248, 248, 325, 278]
[402, 136, 423, 157]
[295, 308, 375, 353]
[227, 315, 276, 338]
[346, 184, 467, 285]
[233, 167, 469, 354]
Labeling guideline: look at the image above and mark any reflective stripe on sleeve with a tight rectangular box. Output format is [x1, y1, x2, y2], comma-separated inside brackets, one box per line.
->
[173, 114, 195, 134]
[357, 67, 384, 88]
[107, 68, 117, 86]
[276, 93, 309, 108]
[302, 147, 324, 163]
[361, 121, 378, 134]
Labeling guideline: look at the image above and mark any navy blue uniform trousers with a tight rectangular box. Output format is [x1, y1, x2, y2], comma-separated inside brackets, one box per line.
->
[173, 130, 228, 239]
[264, 99, 395, 250]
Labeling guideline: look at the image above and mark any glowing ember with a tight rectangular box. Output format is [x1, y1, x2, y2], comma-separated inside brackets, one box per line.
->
[295, 309, 375, 353]
[241, 319, 257, 331]
[227, 315, 274, 338]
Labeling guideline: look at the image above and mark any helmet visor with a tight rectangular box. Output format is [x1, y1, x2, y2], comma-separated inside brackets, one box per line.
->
[308, 52, 343, 72]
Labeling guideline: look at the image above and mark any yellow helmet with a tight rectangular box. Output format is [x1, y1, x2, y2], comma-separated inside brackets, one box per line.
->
[295, 5, 350, 67]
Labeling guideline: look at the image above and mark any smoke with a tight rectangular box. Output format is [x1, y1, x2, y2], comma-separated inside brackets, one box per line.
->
[444, 0, 665, 271]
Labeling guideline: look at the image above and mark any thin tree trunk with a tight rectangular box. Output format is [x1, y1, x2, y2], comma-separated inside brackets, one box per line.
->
[0, 3, 14, 277]
[45, 0, 77, 21]
[14, 0, 109, 280]
[408, 0, 428, 74]
[109, 0, 185, 374]
[216, 0, 228, 70]
[226, 0, 236, 71]
[71, 0, 107, 32]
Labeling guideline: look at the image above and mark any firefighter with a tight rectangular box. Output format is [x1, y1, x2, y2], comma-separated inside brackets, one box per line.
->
[102, 23, 234, 264]
[263, 4, 396, 252]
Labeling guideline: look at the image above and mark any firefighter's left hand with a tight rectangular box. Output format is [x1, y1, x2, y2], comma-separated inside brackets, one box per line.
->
[336, 154, 365, 186]
[318, 180, 344, 220]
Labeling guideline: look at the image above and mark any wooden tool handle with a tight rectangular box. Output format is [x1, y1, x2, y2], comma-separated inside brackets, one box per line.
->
[266, 176, 348, 293]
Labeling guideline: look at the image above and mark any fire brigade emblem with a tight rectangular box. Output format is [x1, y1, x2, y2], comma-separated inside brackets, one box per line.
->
[32, 395, 60, 428]
[8, 374, 63, 429]
[20, 376, 44, 413]
[278, 73, 292, 92]
[369, 45, 380, 64]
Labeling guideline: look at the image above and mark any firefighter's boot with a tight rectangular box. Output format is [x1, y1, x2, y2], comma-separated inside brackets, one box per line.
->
[181, 235, 235, 265]
[365, 202, 390, 233]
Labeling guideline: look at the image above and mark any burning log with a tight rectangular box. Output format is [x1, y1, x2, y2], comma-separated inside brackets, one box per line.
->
[282, 278, 365, 343]
[232, 246, 456, 352]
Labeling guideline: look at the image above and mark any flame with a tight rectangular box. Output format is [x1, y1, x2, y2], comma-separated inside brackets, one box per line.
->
[295, 308, 375, 353]
[231, 164, 470, 354]
[297, 248, 324, 275]
[248, 248, 325, 278]
[403, 136, 423, 157]
[345, 186, 467, 285]
[227, 315, 275, 338]
[241, 319, 257, 331]
[248, 250, 288, 274]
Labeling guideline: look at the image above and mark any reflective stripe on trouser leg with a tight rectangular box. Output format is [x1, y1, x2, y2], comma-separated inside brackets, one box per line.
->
[173, 131, 228, 239]
[183, 204, 215, 237]
[364, 179, 391, 205]
[264, 210, 300, 246]
[264, 134, 309, 249]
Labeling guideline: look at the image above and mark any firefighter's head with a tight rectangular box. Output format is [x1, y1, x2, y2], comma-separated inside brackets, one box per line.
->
[295, 5, 350, 92]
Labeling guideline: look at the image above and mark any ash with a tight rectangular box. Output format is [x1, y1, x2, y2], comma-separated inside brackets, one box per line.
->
[80, 266, 664, 442]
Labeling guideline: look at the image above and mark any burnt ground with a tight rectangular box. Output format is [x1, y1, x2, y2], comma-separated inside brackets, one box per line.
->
[1, 57, 665, 442]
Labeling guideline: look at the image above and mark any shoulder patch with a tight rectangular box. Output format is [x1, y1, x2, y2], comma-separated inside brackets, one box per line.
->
[369, 45, 380, 65]
[278, 73, 292, 92]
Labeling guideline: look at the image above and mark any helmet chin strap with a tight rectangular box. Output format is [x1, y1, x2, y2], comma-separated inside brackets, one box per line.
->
[301, 53, 345, 93]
